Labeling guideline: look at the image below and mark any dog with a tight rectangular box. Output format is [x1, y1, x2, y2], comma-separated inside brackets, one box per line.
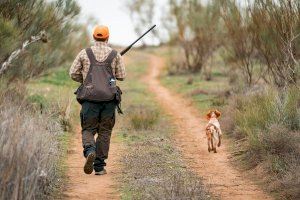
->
[205, 110, 222, 153]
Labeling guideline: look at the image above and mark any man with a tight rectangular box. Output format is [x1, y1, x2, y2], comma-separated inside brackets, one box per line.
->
[69, 25, 126, 175]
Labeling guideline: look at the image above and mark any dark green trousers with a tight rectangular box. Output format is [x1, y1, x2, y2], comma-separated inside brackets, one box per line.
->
[80, 100, 116, 171]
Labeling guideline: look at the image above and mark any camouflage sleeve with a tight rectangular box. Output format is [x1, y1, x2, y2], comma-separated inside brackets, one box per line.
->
[112, 53, 126, 80]
[69, 50, 84, 83]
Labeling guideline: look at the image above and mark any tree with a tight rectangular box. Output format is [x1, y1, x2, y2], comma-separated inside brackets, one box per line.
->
[249, 0, 300, 87]
[221, 0, 257, 86]
[0, 0, 85, 84]
[167, 0, 222, 73]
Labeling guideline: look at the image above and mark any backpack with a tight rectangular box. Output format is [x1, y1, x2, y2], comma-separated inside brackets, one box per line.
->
[75, 48, 123, 113]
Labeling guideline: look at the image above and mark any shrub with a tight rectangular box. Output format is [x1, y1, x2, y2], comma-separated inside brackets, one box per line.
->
[0, 0, 87, 84]
[150, 171, 209, 200]
[222, 86, 300, 198]
[127, 105, 160, 130]
[166, 0, 222, 73]
[0, 101, 63, 200]
[221, 0, 300, 87]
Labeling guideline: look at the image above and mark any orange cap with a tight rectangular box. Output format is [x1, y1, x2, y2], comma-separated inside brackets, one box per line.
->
[93, 25, 109, 39]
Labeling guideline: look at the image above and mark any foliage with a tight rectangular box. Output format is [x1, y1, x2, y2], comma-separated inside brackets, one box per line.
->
[167, 0, 222, 73]
[127, 105, 160, 130]
[0, 98, 63, 200]
[162, 0, 300, 87]
[0, 0, 88, 83]
[221, 1, 257, 86]
[249, 0, 300, 87]
[222, 87, 300, 198]
[221, 0, 300, 87]
[0, 1, 86, 199]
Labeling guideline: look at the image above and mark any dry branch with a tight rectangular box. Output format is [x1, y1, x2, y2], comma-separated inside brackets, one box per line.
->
[0, 31, 47, 76]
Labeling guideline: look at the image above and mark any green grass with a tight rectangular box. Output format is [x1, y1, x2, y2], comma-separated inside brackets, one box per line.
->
[28, 67, 79, 102]
[40, 68, 74, 86]
[154, 46, 230, 112]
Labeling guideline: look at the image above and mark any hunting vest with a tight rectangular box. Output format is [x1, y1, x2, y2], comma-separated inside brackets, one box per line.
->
[76, 48, 118, 103]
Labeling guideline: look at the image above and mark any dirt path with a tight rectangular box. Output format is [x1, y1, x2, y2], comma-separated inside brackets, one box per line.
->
[63, 126, 121, 200]
[144, 55, 273, 200]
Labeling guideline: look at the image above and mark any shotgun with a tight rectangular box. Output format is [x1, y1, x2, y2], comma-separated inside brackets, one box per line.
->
[120, 24, 156, 56]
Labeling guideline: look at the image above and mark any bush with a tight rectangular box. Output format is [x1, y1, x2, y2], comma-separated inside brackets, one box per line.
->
[222, 86, 300, 198]
[150, 171, 209, 200]
[221, 0, 300, 87]
[128, 105, 160, 130]
[166, 0, 222, 73]
[0, 101, 63, 200]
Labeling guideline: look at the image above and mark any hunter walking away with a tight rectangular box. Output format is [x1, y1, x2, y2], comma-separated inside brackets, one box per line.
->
[69, 25, 126, 175]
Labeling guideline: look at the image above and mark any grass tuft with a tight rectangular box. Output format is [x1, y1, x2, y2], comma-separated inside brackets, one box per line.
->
[127, 105, 160, 130]
[0, 100, 63, 200]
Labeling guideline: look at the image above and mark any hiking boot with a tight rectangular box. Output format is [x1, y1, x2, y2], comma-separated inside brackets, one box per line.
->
[84, 152, 96, 174]
[95, 169, 107, 176]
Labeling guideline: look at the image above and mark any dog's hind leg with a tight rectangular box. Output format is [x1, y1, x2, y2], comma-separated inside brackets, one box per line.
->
[207, 138, 212, 152]
[211, 138, 217, 153]
[212, 131, 218, 153]
[218, 134, 222, 147]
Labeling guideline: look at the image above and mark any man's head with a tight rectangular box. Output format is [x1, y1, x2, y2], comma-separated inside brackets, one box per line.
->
[93, 25, 109, 42]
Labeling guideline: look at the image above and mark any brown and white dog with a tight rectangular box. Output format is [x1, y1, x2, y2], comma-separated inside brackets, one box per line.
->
[205, 110, 222, 153]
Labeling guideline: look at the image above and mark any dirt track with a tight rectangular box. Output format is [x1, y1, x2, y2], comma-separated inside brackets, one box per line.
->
[63, 126, 121, 200]
[144, 55, 273, 200]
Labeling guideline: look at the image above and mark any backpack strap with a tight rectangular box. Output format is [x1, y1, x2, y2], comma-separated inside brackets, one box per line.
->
[105, 50, 117, 64]
[85, 48, 97, 65]
[105, 50, 118, 78]
[85, 48, 117, 77]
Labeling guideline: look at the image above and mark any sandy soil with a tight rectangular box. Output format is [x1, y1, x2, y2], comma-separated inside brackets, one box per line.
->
[63, 126, 121, 200]
[144, 55, 273, 200]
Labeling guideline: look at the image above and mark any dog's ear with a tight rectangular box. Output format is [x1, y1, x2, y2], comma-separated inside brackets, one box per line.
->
[206, 110, 212, 119]
[215, 109, 221, 118]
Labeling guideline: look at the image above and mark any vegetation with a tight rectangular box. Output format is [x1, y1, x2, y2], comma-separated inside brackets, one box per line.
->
[127, 105, 160, 130]
[0, 95, 63, 200]
[0, 0, 88, 84]
[0, 0, 86, 199]
[0, 71, 77, 199]
[161, 0, 300, 87]
[221, 0, 300, 87]
[166, 0, 222, 74]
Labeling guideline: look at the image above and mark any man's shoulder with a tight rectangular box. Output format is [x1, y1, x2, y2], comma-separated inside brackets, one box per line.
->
[79, 48, 87, 55]
[106, 46, 121, 57]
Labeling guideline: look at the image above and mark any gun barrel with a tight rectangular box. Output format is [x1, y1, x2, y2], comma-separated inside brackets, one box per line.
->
[120, 24, 156, 56]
